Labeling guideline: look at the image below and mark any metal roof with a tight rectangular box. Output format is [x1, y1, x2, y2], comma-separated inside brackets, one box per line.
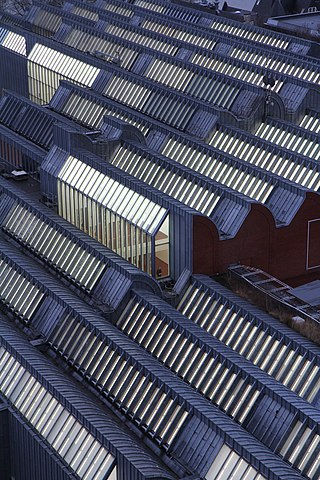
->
[0, 1, 320, 478]
[24, 1, 320, 99]
[0, 25, 26, 55]
[0, 89, 86, 149]
[0, 314, 177, 480]
[50, 82, 313, 228]
[289, 280, 320, 307]
[33, 0, 316, 57]
[58, 153, 167, 235]
[0, 176, 161, 304]
[0, 236, 309, 479]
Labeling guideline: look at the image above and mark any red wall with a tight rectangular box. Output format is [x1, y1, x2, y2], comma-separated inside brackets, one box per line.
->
[193, 193, 320, 283]
[193, 215, 219, 275]
[271, 192, 320, 282]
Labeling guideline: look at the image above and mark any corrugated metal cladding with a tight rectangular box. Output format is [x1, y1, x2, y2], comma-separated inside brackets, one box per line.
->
[0, 166, 159, 299]
[0, 407, 10, 480]
[1, 10, 320, 281]
[0, 220, 315, 479]
[0, 82, 310, 281]
[0, 215, 312, 479]
[0, 0, 320, 479]
[8, 410, 77, 480]
[0, 317, 177, 480]
[0, 47, 28, 97]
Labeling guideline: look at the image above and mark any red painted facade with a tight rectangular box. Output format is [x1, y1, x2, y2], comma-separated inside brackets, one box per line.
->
[193, 192, 320, 283]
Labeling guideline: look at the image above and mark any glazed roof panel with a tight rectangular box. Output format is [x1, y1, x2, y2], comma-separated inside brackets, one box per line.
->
[28, 43, 100, 87]
[58, 154, 167, 235]
[0, 26, 26, 55]
[0, 344, 116, 480]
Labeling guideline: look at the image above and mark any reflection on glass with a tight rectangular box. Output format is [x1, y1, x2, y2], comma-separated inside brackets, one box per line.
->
[155, 215, 169, 278]
[57, 156, 169, 277]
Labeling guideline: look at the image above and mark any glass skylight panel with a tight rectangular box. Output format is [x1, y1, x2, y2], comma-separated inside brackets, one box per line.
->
[190, 49, 283, 91]
[310, 174, 320, 191]
[206, 445, 261, 479]
[33, 10, 62, 33]
[230, 46, 319, 85]
[177, 283, 320, 404]
[159, 136, 274, 203]
[134, 0, 165, 12]
[0, 27, 7, 44]
[1, 31, 27, 56]
[71, 6, 99, 21]
[3, 203, 105, 291]
[104, 24, 178, 55]
[49, 314, 189, 445]
[305, 143, 320, 161]
[28, 44, 100, 87]
[110, 184, 130, 212]
[299, 167, 314, 187]
[192, 53, 218, 71]
[255, 123, 275, 142]
[104, 75, 151, 110]
[0, 347, 115, 480]
[207, 128, 320, 191]
[135, 200, 157, 230]
[210, 19, 289, 50]
[280, 420, 320, 479]
[300, 114, 320, 134]
[145, 58, 193, 91]
[0, 257, 44, 320]
[58, 155, 166, 234]
[64, 96, 106, 128]
[116, 298, 260, 424]
[97, 178, 118, 206]
[111, 145, 220, 215]
[141, 19, 216, 49]
[255, 122, 320, 161]
[104, 1, 133, 17]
